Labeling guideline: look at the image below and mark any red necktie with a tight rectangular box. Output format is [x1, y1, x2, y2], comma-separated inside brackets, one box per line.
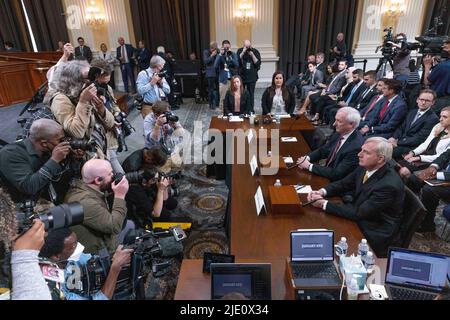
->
[379, 100, 390, 120]
[363, 96, 380, 119]
[327, 136, 344, 167]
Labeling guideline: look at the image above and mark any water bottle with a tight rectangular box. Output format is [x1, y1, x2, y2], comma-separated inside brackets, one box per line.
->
[347, 277, 359, 300]
[274, 179, 282, 187]
[335, 237, 348, 257]
[357, 239, 369, 258]
[275, 115, 281, 124]
[249, 113, 255, 125]
[364, 251, 375, 273]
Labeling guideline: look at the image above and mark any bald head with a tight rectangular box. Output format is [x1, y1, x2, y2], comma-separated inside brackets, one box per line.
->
[82, 159, 113, 184]
[118, 37, 125, 46]
[29, 119, 64, 142]
[244, 40, 251, 48]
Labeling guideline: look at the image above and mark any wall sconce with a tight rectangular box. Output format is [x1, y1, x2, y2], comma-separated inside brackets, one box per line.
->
[383, 0, 407, 17]
[85, 0, 105, 28]
[235, 0, 255, 25]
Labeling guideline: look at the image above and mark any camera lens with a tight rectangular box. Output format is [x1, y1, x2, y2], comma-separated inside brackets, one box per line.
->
[39, 203, 84, 231]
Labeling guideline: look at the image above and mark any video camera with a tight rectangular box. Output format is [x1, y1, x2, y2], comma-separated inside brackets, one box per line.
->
[375, 27, 396, 57]
[16, 201, 84, 233]
[65, 228, 186, 300]
[67, 138, 97, 153]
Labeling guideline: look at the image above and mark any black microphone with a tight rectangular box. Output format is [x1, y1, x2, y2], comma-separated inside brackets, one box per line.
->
[159, 237, 184, 257]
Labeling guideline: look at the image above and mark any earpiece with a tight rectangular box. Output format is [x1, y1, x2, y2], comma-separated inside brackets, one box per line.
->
[97, 176, 104, 182]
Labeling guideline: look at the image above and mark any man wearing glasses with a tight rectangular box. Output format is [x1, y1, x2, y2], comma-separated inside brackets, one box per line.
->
[0, 119, 71, 204]
[388, 89, 439, 160]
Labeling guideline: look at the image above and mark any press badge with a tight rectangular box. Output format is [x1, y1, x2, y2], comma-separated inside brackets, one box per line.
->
[246, 62, 251, 70]
[40, 264, 65, 283]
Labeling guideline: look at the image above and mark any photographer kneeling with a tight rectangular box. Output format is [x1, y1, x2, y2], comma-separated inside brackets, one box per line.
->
[39, 229, 133, 300]
[143, 101, 185, 172]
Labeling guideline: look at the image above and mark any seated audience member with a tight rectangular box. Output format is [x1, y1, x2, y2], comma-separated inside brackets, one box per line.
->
[66, 159, 129, 255]
[47, 60, 116, 159]
[136, 55, 171, 119]
[39, 229, 132, 300]
[397, 106, 450, 176]
[307, 60, 348, 121]
[359, 79, 387, 128]
[297, 107, 364, 181]
[143, 101, 185, 171]
[122, 147, 168, 173]
[0, 120, 70, 204]
[360, 79, 407, 138]
[353, 71, 379, 111]
[389, 89, 440, 160]
[299, 62, 325, 101]
[0, 188, 51, 300]
[223, 75, 251, 115]
[90, 59, 124, 174]
[423, 40, 450, 115]
[308, 137, 405, 257]
[322, 69, 366, 125]
[125, 169, 179, 228]
[299, 64, 335, 115]
[261, 71, 296, 115]
[286, 55, 317, 97]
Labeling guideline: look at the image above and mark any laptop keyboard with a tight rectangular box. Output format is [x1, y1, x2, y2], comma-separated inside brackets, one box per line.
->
[390, 287, 437, 300]
[292, 263, 339, 279]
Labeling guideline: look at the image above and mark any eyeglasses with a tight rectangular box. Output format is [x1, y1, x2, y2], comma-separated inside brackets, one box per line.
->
[418, 98, 434, 103]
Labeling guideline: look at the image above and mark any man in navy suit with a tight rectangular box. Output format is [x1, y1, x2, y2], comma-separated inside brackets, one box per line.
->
[358, 79, 387, 129]
[136, 40, 151, 71]
[361, 79, 407, 139]
[388, 89, 440, 160]
[297, 107, 364, 181]
[308, 137, 405, 257]
[116, 37, 136, 93]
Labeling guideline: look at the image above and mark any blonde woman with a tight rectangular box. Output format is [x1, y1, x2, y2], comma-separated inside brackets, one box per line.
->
[223, 75, 251, 115]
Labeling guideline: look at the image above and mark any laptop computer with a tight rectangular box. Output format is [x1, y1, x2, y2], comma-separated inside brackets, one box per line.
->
[288, 230, 342, 288]
[210, 263, 272, 300]
[385, 248, 450, 300]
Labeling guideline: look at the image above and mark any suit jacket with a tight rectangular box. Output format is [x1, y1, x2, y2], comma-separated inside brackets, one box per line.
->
[308, 70, 325, 88]
[261, 87, 296, 115]
[224, 90, 251, 115]
[367, 96, 408, 138]
[116, 44, 136, 65]
[308, 130, 365, 181]
[393, 109, 439, 148]
[137, 48, 151, 70]
[354, 86, 378, 110]
[433, 149, 450, 181]
[324, 165, 405, 257]
[339, 81, 367, 106]
[316, 63, 326, 74]
[75, 46, 93, 63]
[326, 70, 347, 95]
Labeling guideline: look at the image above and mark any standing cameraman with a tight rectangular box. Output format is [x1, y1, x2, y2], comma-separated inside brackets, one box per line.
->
[66, 159, 129, 255]
[237, 40, 261, 113]
[203, 42, 220, 110]
[423, 40, 450, 115]
[387, 33, 411, 87]
[136, 55, 171, 119]
[215, 40, 239, 112]
[143, 102, 185, 172]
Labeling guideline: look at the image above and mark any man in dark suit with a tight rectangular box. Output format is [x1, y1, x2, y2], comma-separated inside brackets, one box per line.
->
[389, 89, 440, 160]
[315, 52, 326, 74]
[74, 37, 93, 63]
[286, 55, 317, 98]
[308, 137, 405, 257]
[297, 107, 364, 181]
[361, 79, 408, 139]
[358, 79, 387, 128]
[136, 40, 151, 71]
[116, 37, 136, 93]
[300, 62, 325, 100]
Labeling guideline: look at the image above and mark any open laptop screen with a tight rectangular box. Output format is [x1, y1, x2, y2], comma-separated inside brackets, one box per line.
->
[291, 231, 334, 262]
[386, 248, 450, 291]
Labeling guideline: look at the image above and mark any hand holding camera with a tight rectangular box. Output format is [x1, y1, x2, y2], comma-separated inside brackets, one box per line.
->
[79, 84, 98, 105]
[112, 176, 129, 200]
[150, 74, 161, 86]
[157, 176, 170, 191]
[111, 245, 134, 272]
[13, 220, 45, 251]
[51, 141, 71, 163]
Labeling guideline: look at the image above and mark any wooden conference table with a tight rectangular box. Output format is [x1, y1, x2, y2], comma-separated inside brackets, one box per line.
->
[176, 115, 370, 300]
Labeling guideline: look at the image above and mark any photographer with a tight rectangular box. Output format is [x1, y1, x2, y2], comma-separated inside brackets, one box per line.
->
[0, 187, 51, 300]
[39, 229, 133, 300]
[237, 40, 261, 113]
[143, 101, 185, 172]
[47, 60, 116, 159]
[122, 147, 168, 174]
[125, 169, 179, 229]
[423, 39, 450, 115]
[65, 159, 129, 255]
[203, 42, 220, 110]
[90, 59, 125, 174]
[388, 33, 411, 87]
[0, 119, 70, 204]
[136, 55, 171, 119]
[215, 40, 239, 111]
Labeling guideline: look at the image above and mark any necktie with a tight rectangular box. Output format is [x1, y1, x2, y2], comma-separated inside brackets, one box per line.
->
[363, 96, 381, 119]
[446, 164, 450, 172]
[122, 45, 126, 63]
[311, 72, 316, 86]
[346, 84, 360, 104]
[363, 171, 369, 184]
[410, 112, 422, 127]
[80, 46, 84, 56]
[379, 100, 391, 120]
[326, 136, 344, 167]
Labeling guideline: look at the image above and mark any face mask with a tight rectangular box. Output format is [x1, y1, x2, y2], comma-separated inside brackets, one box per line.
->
[68, 243, 85, 262]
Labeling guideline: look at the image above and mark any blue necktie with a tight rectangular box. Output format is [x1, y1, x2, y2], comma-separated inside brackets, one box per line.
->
[446, 164, 450, 172]
[346, 84, 359, 104]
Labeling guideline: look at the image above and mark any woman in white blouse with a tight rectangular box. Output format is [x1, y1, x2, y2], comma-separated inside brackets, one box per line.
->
[98, 43, 118, 89]
[261, 71, 296, 115]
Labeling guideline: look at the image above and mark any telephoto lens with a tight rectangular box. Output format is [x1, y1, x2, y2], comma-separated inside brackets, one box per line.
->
[38, 203, 84, 232]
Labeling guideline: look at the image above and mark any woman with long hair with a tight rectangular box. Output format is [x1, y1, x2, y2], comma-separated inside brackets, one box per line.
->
[261, 71, 296, 115]
[223, 75, 251, 115]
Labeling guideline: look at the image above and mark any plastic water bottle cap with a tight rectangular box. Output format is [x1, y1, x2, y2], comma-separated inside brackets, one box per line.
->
[367, 251, 373, 257]
[341, 237, 347, 243]
[275, 179, 281, 184]
[362, 239, 367, 244]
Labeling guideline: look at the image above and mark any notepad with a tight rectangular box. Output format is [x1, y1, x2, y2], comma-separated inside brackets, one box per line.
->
[293, 185, 312, 194]
[283, 157, 294, 164]
[229, 116, 244, 122]
[281, 137, 298, 143]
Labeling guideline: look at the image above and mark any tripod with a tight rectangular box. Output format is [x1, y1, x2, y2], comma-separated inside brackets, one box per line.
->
[376, 55, 394, 80]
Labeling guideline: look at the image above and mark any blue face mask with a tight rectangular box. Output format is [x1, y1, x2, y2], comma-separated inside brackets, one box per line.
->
[68, 243, 85, 262]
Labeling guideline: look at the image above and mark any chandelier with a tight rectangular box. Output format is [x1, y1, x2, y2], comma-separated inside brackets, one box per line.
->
[383, 0, 407, 17]
[85, 0, 105, 28]
[235, 0, 255, 25]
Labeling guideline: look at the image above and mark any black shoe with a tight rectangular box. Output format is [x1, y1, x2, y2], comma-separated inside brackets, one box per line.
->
[417, 224, 436, 233]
